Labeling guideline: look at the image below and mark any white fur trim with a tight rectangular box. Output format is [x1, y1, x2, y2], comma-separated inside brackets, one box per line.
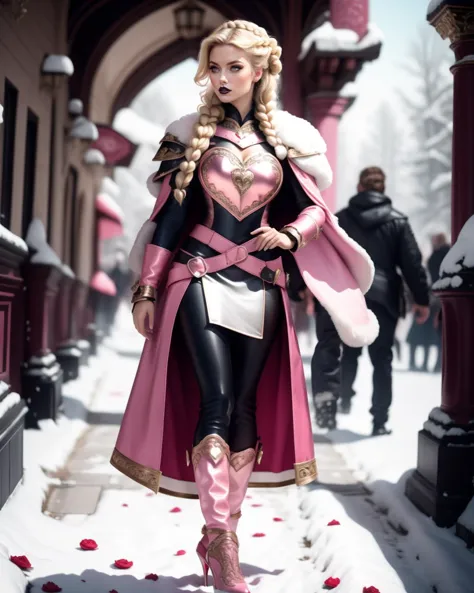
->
[273, 110, 333, 191]
[333, 309, 379, 348]
[166, 112, 200, 147]
[128, 219, 157, 277]
[146, 173, 162, 198]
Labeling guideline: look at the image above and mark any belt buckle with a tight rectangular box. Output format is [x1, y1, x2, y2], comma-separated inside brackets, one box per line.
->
[260, 266, 281, 285]
[187, 256, 208, 278]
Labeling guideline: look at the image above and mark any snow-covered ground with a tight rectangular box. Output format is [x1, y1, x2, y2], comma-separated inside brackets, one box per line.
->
[1, 308, 473, 593]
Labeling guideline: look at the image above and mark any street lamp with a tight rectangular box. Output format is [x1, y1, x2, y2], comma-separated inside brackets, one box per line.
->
[40, 54, 74, 90]
[173, 0, 205, 39]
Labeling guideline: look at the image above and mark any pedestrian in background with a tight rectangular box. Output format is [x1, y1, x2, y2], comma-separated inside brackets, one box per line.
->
[311, 166, 430, 435]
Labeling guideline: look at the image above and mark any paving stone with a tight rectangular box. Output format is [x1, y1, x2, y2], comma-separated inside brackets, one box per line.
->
[46, 486, 102, 515]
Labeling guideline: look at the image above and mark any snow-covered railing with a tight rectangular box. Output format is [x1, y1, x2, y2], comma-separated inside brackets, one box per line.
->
[433, 215, 474, 290]
[299, 21, 383, 59]
[0, 223, 28, 253]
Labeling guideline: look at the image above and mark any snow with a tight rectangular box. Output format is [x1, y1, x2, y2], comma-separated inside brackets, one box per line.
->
[68, 99, 83, 116]
[0, 223, 28, 253]
[113, 108, 164, 146]
[25, 219, 61, 266]
[41, 55, 74, 77]
[0, 103, 3, 124]
[299, 22, 384, 60]
[433, 214, 474, 288]
[339, 82, 358, 98]
[83, 148, 105, 166]
[430, 171, 451, 192]
[2, 310, 474, 592]
[100, 177, 120, 198]
[0, 392, 21, 420]
[69, 116, 99, 142]
[427, 0, 444, 16]
[458, 498, 474, 532]
[455, 55, 474, 66]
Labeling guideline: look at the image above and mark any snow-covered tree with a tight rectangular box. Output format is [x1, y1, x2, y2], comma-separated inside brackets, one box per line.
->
[400, 27, 453, 234]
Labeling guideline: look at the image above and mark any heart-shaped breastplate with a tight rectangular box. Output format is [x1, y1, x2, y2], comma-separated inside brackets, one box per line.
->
[199, 146, 283, 221]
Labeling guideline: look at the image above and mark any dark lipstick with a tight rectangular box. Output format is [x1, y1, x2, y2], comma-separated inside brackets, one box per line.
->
[219, 86, 231, 94]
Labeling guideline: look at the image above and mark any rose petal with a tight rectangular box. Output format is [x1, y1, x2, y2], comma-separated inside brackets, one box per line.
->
[251, 503, 262, 507]
[146, 493, 154, 497]
[324, 576, 341, 589]
[42, 583, 62, 592]
[175, 550, 186, 556]
[252, 532, 266, 537]
[273, 517, 284, 522]
[169, 507, 182, 513]
[145, 573, 159, 581]
[122, 503, 129, 507]
[10, 555, 32, 569]
[110, 590, 119, 593]
[81, 580, 86, 582]
[363, 588, 380, 593]
[114, 558, 133, 569]
[327, 520, 340, 526]
[80, 539, 98, 550]
[245, 495, 252, 499]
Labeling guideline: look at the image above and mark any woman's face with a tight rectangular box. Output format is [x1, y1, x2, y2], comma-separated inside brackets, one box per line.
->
[208, 44, 262, 104]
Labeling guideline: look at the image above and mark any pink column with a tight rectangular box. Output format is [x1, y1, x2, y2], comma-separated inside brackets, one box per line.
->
[330, 0, 368, 38]
[305, 94, 351, 212]
[282, 0, 303, 116]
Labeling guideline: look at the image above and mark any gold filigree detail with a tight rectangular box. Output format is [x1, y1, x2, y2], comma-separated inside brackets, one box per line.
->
[207, 531, 245, 587]
[230, 167, 254, 196]
[294, 458, 318, 486]
[288, 148, 322, 158]
[192, 434, 230, 468]
[153, 133, 187, 161]
[200, 147, 283, 221]
[432, 6, 474, 42]
[110, 448, 161, 493]
[220, 118, 258, 137]
[229, 448, 257, 472]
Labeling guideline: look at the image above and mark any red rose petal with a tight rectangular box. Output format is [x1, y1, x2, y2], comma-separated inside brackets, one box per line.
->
[146, 492, 154, 497]
[175, 549, 186, 556]
[327, 519, 341, 526]
[251, 503, 262, 507]
[122, 503, 128, 507]
[245, 495, 252, 499]
[273, 517, 284, 522]
[363, 588, 380, 593]
[114, 558, 133, 569]
[145, 573, 159, 581]
[252, 532, 266, 537]
[169, 506, 182, 513]
[42, 583, 62, 592]
[80, 539, 98, 551]
[324, 576, 341, 589]
[10, 555, 32, 569]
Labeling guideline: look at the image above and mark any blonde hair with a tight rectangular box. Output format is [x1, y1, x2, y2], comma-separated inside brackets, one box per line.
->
[173, 20, 286, 204]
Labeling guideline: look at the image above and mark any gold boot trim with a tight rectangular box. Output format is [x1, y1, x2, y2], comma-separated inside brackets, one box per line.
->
[294, 458, 318, 486]
[207, 531, 244, 587]
[110, 448, 161, 493]
[192, 434, 230, 468]
[229, 448, 257, 472]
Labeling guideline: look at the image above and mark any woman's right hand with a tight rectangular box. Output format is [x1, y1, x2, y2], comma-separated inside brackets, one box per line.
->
[132, 300, 155, 338]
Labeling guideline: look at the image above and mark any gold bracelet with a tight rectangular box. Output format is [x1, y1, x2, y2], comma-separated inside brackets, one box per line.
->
[131, 284, 156, 304]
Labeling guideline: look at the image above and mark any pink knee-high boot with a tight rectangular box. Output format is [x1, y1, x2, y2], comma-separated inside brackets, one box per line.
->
[228, 446, 259, 532]
[192, 434, 250, 593]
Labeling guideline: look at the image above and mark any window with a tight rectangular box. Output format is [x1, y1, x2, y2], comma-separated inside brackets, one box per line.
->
[46, 99, 56, 241]
[0, 79, 18, 230]
[21, 109, 39, 238]
[62, 167, 78, 267]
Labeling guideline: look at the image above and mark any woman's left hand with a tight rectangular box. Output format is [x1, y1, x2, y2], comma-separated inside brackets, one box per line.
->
[250, 226, 294, 251]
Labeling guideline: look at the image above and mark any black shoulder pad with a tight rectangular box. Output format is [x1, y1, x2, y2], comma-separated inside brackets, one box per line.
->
[152, 133, 187, 180]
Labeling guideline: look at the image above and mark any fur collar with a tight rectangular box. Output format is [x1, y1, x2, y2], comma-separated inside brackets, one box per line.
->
[163, 109, 333, 191]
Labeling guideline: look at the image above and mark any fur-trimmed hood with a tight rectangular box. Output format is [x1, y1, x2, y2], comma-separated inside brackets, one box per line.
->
[157, 109, 333, 192]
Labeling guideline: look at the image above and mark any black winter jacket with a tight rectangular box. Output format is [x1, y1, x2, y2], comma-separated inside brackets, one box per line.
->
[336, 191, 430, 319]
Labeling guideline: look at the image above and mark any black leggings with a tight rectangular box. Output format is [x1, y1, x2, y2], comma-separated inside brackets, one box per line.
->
[179, 280, 283, 452]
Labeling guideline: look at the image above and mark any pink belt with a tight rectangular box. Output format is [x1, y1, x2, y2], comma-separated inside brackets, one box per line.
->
[166, 224, 286, 288]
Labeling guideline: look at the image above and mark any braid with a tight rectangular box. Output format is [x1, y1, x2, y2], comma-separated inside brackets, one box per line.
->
[173, 90, 224, 204]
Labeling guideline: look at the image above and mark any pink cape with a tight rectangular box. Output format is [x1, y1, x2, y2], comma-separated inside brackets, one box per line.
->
[110, 162, 378, 496]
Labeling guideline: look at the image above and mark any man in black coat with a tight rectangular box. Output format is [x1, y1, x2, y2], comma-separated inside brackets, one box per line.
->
[311, 167, 430, 435]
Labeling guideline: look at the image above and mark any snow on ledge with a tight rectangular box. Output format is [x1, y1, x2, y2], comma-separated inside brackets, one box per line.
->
[101, 176, 121, 198]
[0, 392, 21, 420]
[69, 116, 99, 142]
[41, 55, 74, 76]
[68, 98, 83, 116]
[83, 148, 105, 165]
[427, 0, 444, 16]
[454, 55, 474, 66]
[433, 214, 474, 289]
[299, 21, 383, 59]
[0, 103, 3, 125]
[0, 223, 28, 253]
[458, 497, 474, 532]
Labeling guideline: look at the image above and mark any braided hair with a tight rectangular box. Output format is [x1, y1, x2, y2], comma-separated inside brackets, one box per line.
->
[172, 20, 286, 204]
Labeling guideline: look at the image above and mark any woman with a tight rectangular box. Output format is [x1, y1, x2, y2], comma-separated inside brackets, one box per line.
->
[111, 20, 378, 593]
